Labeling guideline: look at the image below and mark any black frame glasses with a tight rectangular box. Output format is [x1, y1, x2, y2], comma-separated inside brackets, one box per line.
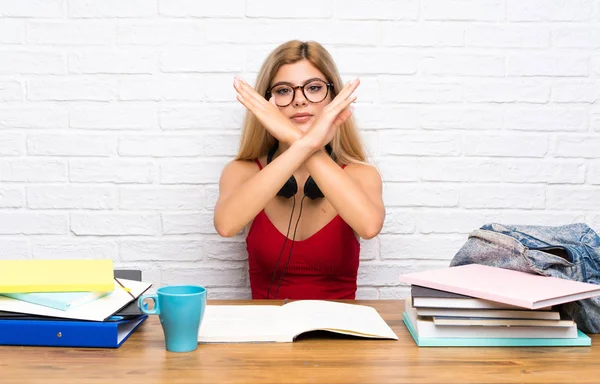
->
[266, 79, 334, 107]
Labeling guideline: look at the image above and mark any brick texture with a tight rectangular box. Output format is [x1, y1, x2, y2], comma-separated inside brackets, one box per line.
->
[0, 1, 598, 299]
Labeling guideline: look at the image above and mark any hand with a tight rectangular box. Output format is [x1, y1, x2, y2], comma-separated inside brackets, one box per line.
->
[302, 78, 359, 150]
[233, 77, 302, 146]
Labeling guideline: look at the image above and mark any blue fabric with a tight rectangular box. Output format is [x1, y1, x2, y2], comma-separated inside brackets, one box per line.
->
[450, 223, 600, 333]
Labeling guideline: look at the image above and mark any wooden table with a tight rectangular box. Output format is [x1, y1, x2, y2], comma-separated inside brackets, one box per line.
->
[1, 300, 598, 384]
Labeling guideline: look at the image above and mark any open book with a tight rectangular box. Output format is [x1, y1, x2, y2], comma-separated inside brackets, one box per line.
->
[197, 300, 399, 343]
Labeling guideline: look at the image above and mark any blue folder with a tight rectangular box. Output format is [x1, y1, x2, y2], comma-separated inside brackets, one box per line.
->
[0, 314, 147, 348]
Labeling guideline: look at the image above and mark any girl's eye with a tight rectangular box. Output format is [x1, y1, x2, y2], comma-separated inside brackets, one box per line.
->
[307, 85, 323, 93]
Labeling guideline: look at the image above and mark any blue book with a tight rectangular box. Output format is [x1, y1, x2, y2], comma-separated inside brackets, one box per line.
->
[403, 312, 591, 347]
[1, 291, 111, 311]
[0, 314, 147, 348]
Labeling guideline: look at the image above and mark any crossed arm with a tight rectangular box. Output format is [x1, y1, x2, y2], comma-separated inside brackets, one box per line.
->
[213, 79, 385, 239]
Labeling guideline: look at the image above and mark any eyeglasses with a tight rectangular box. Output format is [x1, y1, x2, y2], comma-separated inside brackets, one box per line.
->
[266, 79, 334, 107]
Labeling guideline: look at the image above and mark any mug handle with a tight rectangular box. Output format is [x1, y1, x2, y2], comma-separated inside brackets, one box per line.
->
[138, 294, 160, 315]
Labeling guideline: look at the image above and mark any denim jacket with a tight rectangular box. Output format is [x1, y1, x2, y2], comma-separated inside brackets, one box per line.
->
[450, 223, 600, 333]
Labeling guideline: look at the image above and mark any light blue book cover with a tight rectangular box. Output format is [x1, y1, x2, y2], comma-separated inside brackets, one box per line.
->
[2, 291, 111, 311]
[403, 312, 591, 347]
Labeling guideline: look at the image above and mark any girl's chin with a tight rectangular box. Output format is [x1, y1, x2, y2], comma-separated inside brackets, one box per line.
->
[292, 121, 311, 132]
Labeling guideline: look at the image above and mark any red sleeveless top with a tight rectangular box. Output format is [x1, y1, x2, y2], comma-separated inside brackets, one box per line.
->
[246, 159, 360, 300]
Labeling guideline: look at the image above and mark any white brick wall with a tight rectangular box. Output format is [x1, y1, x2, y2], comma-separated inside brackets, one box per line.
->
[1, 1, 599, 300]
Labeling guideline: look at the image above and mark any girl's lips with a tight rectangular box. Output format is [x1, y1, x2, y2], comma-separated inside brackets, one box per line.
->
[291, 114, 312, 123]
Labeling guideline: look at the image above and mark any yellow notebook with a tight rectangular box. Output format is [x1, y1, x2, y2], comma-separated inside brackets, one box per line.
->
[0, 260, 114, 293]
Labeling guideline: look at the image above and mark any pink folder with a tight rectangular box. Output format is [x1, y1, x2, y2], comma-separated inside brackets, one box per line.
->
[400, 264, 600, 309]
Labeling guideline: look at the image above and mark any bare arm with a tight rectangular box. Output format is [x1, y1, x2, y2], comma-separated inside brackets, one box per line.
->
[217, 77, 370, 237]
[303, 149, 385, 239]
[213, 139, 315, 237]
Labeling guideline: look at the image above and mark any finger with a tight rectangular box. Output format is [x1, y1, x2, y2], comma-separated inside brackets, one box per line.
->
[328, 94, 357, 118]
[234, 80, 271, 112]
[237, 89, 281, 126]
[335, 81, 358, 101]
[340, 108, 353, 121]
[236, 90, 267, 115]
[333, 108, 352, 127]
[238, 78, 271, 106]
[235, 79, 258, 102]
[328, 79, 360, 112]
[233, 77, 255, 103]
[332, 115, 344, 127]
[334, 78, 360, 101]
[234, 77, 261, 104]
[236, 93, 254, 112]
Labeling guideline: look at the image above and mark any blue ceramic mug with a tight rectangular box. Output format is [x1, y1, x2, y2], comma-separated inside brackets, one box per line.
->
[138, 285, 206, 353]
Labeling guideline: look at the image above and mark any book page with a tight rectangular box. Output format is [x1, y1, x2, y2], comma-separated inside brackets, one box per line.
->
[198, 305, 287, 343]
[117, 316, 147, 344]
[281, 301, 398, 340]
[415, 307, 560, 320]
[432, 317, 575, 327]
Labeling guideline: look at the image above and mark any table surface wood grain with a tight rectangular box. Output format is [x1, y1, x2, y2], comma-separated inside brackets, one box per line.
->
[1, 300, 598, 384]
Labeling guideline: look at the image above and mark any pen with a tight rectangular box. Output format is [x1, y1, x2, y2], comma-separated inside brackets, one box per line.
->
[115, 278, 135, 299]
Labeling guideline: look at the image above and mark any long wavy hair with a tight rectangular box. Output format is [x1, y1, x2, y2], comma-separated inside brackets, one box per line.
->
[235, 40, 368, 165]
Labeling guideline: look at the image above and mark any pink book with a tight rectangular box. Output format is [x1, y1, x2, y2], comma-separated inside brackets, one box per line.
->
[400, 264, 600, 310]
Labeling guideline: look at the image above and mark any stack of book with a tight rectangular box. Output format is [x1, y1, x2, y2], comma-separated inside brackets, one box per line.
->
[399, 264, 600, 347]
[0, 260, 152, 348]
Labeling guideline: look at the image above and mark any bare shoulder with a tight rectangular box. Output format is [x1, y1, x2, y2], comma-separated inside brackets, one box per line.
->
[343, 162, 382, 185]
[219, 159, 260, 185]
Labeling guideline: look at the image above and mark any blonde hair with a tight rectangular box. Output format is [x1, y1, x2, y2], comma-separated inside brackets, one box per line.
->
[235, 40, 368, 165]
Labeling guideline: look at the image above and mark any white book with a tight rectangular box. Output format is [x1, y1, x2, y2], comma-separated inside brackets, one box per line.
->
[410, 285, 553, 310]
[416, 307, 561, 320]
[413, 296, 523, 309]
[198, 300, 399, 343]
[0, 279, 151, 321]
[405, 300, 578, 339]
[1, 291, 111, 311]
[432, 317, 575, 328]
